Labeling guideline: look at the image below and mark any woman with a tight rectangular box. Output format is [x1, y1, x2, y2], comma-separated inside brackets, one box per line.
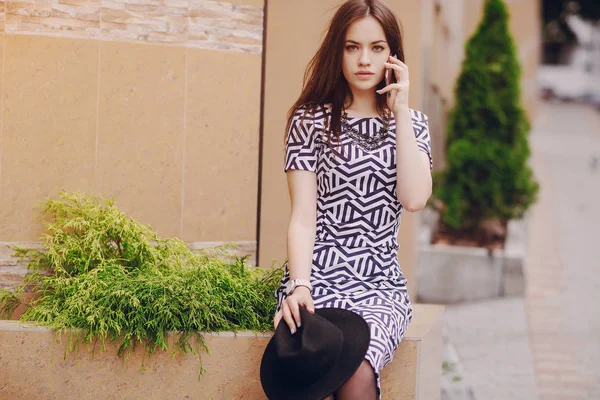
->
[273, 0, 433, 398]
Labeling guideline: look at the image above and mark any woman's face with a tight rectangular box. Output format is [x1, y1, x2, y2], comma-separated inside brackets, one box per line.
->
[342, 16, 391, 94]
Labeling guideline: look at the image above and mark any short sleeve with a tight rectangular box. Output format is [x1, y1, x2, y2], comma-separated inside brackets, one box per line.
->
[284, 108, 319, 172]
[410, 109, 433, 170]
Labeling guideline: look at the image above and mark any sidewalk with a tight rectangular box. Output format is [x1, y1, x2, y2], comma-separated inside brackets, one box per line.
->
[443, 297, 538, 400]
[526, 101, 600, 400]
[441, 101, 600, 400]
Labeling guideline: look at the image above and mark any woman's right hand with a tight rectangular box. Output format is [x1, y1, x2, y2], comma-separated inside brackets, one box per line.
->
[273, 286, 315, 334]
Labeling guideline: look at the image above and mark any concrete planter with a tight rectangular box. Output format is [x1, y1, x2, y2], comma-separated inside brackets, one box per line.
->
[416, 209, 528, 304]
[1, 304, 445, 400]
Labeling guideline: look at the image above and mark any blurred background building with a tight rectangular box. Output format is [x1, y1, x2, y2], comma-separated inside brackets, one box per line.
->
[539, 0, 600, 105]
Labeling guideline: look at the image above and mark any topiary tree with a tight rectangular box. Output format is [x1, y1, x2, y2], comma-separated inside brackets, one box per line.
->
[432, 0, 539, 243]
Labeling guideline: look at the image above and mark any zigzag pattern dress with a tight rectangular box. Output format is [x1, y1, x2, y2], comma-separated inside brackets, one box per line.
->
[276, 104, 432, 398]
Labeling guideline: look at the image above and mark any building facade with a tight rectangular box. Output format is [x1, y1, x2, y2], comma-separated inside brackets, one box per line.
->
[0, 0, 540, 298]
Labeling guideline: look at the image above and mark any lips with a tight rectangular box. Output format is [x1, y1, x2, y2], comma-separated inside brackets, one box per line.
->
[355, 71, 375, 81]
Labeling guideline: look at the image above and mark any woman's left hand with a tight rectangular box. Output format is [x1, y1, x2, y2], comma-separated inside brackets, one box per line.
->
[376, 54, 410, 113]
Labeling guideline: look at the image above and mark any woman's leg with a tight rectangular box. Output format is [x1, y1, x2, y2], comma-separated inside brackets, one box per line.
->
[335, 360, 377, 400]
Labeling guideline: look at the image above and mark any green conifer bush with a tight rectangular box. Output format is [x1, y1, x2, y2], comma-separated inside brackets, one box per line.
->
[0, 191, 283, 371]
[433, 0, 539, 241]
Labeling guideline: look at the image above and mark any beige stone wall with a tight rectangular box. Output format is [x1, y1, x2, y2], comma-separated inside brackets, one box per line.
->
[422, 0, 466, 170]
[3, 0, 263, 53]
[0, 1, 263, 247]
[0, 3, 5, 31]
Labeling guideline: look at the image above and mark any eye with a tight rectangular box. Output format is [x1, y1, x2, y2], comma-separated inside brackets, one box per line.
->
[373, 45, 385, 51]
[346, 45, 358, 51]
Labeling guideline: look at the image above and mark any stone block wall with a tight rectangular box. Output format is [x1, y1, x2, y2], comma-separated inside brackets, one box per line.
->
[0, 243, 33, 290]
[0, 241, 256, 290]
[0, 1, 264, 250]
[2, 0, 263, 53]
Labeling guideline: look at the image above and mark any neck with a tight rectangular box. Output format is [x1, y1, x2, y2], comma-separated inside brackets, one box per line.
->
[345, 88, 378, 116]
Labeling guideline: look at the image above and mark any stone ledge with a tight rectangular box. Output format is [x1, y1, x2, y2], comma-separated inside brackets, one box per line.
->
[1, 304, 444, 400]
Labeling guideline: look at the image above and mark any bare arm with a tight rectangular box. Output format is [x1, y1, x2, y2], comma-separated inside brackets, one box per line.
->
[394, 108, 432, 212]
[286, 169, 318, 280]
[273, 169, 317, 333]
[378, 55, 432, 212]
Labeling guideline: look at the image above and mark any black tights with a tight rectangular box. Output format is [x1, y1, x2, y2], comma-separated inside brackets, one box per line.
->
[323, 360, 377, 400]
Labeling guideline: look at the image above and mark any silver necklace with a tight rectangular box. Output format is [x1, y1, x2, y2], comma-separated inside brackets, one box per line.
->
[341, 110, 391, 151]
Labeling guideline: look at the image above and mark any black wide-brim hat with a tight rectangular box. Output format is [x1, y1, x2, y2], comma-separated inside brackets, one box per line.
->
[260, 307, 371, 400]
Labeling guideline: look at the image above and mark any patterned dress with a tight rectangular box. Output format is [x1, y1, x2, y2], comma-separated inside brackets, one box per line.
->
[276, 103, 432, 397]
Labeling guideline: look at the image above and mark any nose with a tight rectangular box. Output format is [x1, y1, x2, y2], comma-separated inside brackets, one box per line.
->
[358, 49, 371, 66]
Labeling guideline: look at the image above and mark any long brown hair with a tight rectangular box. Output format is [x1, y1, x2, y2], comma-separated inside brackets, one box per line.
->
[286, 0, 405, 147]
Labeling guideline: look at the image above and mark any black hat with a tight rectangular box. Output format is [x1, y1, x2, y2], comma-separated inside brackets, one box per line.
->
[260, 307, 370, 400]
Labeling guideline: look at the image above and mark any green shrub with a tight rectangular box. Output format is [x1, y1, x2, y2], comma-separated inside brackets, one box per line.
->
[0, 191, 282, 372]
[433, 0, 539, 234]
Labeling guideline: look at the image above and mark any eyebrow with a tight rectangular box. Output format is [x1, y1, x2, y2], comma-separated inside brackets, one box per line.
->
[345, 40, 387, 45]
